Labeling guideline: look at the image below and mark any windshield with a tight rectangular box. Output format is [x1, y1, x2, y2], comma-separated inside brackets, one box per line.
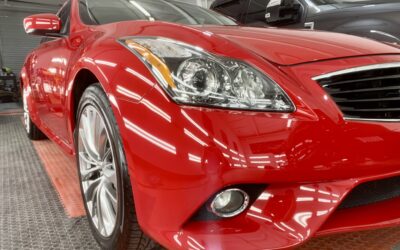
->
[79, 0, 237, 26]
[310, 0, 397, 5]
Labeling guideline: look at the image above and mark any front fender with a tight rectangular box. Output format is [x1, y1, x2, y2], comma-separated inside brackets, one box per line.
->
[66, 38, 158, 152]
[20, 54, 40, 123]
[332, 19, 400, 43]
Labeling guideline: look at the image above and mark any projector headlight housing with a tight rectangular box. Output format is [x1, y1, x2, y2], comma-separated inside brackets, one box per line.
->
[118, 37, 295, 112]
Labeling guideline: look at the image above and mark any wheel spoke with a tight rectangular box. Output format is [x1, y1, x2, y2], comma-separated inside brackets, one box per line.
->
[23, 90, 30, 133]
[84, 177, 101, 203]
[79, 152, 98, 166]
[80, 166, 102, 181]
[96, 181, 105, 235]
[78, 105, 119, 238]
[79, 128, 99, 163]
[81, 110, 101, 160]
[99, 184, 117, 235]
[102, 148, 112, 162]
[94, 114, 108, 159]
[104, 183, 118, 211]
[103, 165, 117, 186]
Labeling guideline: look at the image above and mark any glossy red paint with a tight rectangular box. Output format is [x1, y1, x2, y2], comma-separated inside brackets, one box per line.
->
[23, 13, 61, 36]
[21, 0, 400, 249]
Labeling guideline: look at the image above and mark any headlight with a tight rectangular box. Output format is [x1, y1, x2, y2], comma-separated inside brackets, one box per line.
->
[118, 37, 294, 112]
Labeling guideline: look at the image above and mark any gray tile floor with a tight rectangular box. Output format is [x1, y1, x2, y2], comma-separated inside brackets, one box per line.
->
[3, 103, 400, 250]
[0, 115, 99, 249]
[0, 102, 21, 112]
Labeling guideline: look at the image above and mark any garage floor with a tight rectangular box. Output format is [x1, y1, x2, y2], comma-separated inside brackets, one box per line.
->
[1, 102, 400, 250]
[0, 106, 99, 249]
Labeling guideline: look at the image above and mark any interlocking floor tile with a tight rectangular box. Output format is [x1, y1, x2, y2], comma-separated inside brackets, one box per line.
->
[0, 115, 99, 250]
[2, 110, 400, 249]
[32, 140, 85, 218]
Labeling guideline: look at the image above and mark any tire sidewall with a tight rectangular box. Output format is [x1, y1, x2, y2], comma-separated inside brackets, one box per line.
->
[74, 85, 130, 249]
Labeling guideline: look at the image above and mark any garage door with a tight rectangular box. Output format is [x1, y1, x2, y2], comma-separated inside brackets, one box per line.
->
[0, 4, 58, 75]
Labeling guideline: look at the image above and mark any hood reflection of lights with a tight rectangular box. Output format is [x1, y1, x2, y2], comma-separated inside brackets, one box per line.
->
[294, 212, 312, 228]
[248, 212, 272, 223]
[250, 155, 270, 159]
[124, 118, 176, 154]
[173, 233, 182, 247]
[258, 192, 273, 200]
[181, 110, 209, 136]
[188, 153, 202, 163]
[213, 138, 228, 149]
[117, 86, 171, 122]
[187, 236, 205, 250]
[296, 197, 314, 202]
[125, 67, 155, 87]
[95, 59, 117, 67]
[184, 128, 208, 147]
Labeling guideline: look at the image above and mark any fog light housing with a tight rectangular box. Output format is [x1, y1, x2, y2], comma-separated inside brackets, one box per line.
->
[210, 189, 250, 218]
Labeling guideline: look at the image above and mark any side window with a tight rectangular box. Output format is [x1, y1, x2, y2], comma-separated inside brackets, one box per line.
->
[40, 1, 71, 44]
[79, 0, 98, 25]
[57, 0, 72, 35]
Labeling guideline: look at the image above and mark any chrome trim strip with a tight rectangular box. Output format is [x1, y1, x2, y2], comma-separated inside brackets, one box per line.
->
[312, 62, 400, 81]
[345, 117, 400, 123]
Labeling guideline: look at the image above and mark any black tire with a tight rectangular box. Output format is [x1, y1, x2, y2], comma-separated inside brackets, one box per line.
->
[75, 84, 162, 250]
[23, 90, 46, 140]
[26, 118, 46, 140]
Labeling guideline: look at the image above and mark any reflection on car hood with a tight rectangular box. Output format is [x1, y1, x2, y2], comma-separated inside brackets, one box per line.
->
[331, 1, 400, 9]
[195, 26, 400, 66]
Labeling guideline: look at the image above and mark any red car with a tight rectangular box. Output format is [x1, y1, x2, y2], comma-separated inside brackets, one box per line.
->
[21, 0, 400, 249]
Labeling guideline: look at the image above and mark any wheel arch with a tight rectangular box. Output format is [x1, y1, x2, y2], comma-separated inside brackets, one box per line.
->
[66, 65, 117, 148]
[70, 68, 99, 125]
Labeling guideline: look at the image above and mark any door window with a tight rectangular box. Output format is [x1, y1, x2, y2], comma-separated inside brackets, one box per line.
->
[57, 0, 71, 35]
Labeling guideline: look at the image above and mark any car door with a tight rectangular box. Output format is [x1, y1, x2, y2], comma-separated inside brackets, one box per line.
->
[30, 1, 74, 144]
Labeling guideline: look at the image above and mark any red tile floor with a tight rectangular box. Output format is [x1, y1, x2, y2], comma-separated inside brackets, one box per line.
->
[32, 140, 85, 218]
[3, 108, 400, 250]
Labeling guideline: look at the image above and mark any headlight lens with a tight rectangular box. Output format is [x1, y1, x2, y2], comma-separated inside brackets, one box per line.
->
[119, 37, 294, 112]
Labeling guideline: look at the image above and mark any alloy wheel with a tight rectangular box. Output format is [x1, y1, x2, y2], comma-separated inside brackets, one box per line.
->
[23, 89, 30, 134]
[78, 105, 119, 237]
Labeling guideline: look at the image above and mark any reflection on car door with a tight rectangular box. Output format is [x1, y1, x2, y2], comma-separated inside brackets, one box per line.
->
[31, 1, 73, 144]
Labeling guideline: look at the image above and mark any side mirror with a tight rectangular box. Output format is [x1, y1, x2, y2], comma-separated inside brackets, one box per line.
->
[23, 13, 61, 36]
[265, 0, 301, 25]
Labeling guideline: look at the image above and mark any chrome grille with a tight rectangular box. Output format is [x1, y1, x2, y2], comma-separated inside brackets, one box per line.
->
[313, 62, 400, 121]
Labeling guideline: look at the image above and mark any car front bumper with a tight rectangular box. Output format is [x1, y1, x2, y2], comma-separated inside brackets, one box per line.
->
[112, 55, 400, 250]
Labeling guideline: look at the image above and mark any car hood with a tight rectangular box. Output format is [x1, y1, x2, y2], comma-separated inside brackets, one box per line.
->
[195, 26, 400, 66]
[331, 1, 400, 9]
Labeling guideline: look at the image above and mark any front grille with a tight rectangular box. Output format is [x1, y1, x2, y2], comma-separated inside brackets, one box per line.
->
[339, 175, 400, 209]
[314, 63, 400, 120]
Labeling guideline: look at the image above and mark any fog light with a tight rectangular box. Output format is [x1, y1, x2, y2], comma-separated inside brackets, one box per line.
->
[210, 189, 250, 218]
